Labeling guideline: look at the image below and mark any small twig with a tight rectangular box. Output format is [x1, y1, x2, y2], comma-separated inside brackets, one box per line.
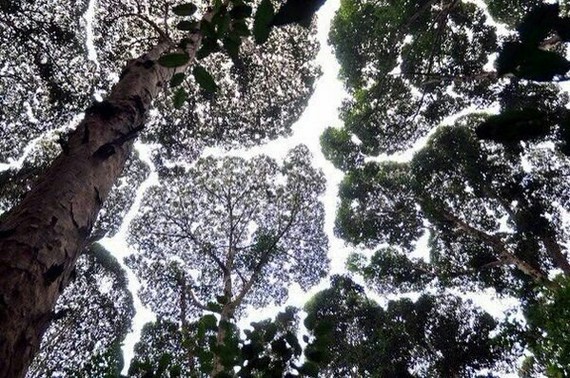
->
[188, 285, 211, 312]
[164, 3, 170, 40]
[108, 13, 175, 48]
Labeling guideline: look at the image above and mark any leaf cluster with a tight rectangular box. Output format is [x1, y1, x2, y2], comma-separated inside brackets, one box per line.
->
[303, 275, 508, 377]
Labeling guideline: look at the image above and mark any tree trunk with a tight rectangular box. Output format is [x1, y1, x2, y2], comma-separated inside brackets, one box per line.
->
[0, 34, 199, 376]
[211, 305, 234, 377]
[212, 255, 235, 377]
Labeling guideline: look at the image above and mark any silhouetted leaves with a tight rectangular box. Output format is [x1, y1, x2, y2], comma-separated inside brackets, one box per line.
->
[173, 3, 198, 17]
[173, 87, 188, 109]
[170, 72, 186, 88]
[476, 108, 551, 143]
[271, 0, 326, 27]
[253, 0, 274, 44]
[159, 53, 191, 68]
[496, 42, 570, 82]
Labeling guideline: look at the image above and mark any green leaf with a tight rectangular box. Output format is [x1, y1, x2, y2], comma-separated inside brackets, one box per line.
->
[172, 3, 197, 16]
[216, 13, 232, 36]
[216, 294, 229, 304]
[207, 302, 222, 312]
[170, 72, 185, 87]
[176, 20, 199, 31]
[201, 20, 217, 39]
[231, 20, 250, 36]
[253, 0, 274, 44]
[196, 38, 220, 60]
[158, 53, 190, 68]
[193, 65, 218, 94]
[200, 314, 219, 330]
[230, 4, 253, 19]
[173, 87, 187, 109]
[223, 37, 240, 60]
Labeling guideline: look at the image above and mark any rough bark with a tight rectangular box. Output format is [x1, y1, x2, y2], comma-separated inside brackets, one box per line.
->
[0, 32, 200, 377]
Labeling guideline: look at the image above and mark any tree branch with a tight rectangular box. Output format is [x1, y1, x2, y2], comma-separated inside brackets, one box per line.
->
[541, 235, 570, 275]
[187, 285, 211, 312]
[231, 202, 301, 310]
[107, 13, 175, 47]
[437, 207, 552, 285]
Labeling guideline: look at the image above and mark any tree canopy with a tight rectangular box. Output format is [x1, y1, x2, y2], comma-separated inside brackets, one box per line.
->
[324, 0, 570, 375]
[303, 275, 511, 377]
[28, 244, 134, 377]
[344, 120, 570, 297]
[128, 145, 329, 323]
[2, 0, 570, 376]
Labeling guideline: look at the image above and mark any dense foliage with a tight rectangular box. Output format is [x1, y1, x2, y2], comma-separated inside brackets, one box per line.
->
[304, 275, 511, 377]
[324, 0, 570, 375]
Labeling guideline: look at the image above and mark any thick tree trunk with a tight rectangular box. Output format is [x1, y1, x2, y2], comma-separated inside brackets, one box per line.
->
[0, 35, 198, 376]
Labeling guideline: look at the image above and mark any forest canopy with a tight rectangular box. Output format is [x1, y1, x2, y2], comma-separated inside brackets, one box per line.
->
[0, 0, 570, 377]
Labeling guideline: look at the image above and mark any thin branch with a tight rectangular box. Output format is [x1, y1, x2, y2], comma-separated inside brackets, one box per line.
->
[437, 207, 552, 285]
[398, 71, 497, 86]
[231, 202, 301, 309]
[232, 202, 260, 243]
[202, 184, 227, 203]
[187, 285, 211, 312]
[163, 3, 170, 40]
[107, 13, 175, 47]
[164, 210, 229, 275]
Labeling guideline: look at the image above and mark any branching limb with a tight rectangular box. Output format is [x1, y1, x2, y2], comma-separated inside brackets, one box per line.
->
[107, 13, 175, 48]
